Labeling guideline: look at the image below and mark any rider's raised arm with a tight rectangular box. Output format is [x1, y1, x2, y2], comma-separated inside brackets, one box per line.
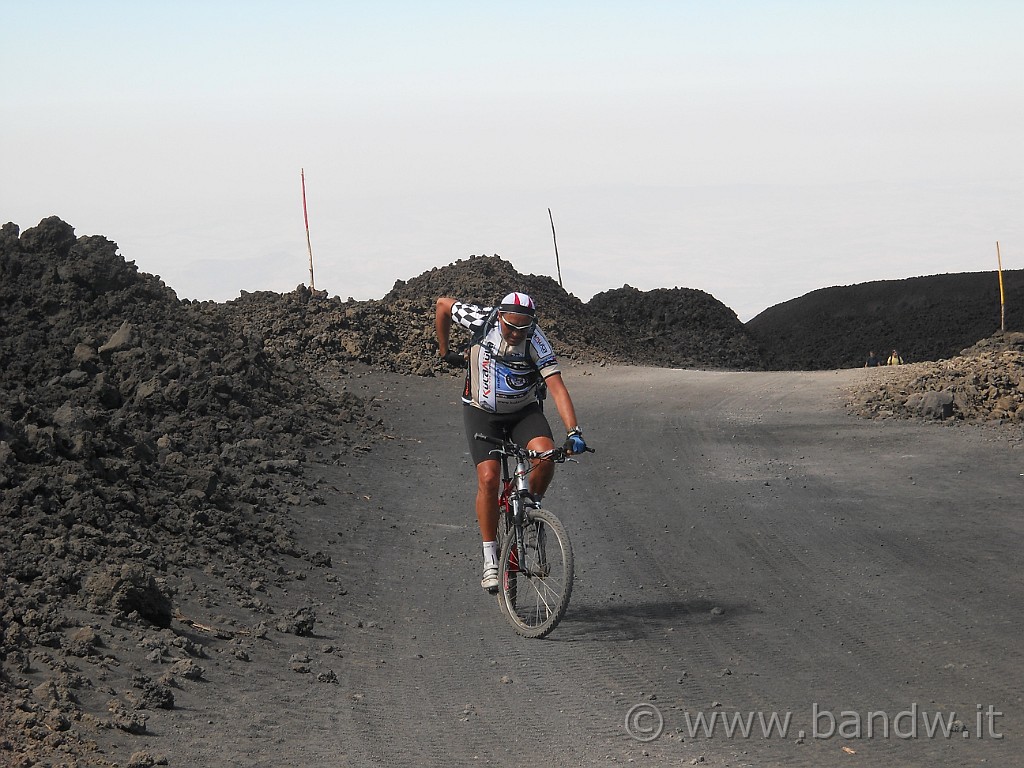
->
[543, 372, 579, 435]
[435, 297, 457, 357]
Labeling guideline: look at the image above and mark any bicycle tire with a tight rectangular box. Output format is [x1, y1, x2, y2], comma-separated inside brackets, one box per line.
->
[497, 508, 573, 639]
[495, 507, 516, 607]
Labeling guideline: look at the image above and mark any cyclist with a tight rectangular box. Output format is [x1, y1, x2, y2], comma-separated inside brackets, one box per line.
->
[435, 291, 588, 592]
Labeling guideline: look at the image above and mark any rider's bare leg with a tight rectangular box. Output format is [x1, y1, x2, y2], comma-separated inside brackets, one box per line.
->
[526, 435, 556, 500]
[475, 459, 501, 540]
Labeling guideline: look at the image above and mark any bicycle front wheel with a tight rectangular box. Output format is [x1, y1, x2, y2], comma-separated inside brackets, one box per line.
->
[497, 508, 573, 639]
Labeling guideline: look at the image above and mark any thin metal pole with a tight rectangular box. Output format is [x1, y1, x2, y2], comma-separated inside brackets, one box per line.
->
[302, 168, 316, 290]
[548, 208, 562, 289]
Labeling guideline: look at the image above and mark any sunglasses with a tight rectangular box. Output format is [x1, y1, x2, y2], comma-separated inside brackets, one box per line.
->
[499, 314, 536, 332]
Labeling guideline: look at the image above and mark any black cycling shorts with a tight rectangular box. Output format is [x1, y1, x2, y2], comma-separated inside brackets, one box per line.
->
[463, 403, 553, 465]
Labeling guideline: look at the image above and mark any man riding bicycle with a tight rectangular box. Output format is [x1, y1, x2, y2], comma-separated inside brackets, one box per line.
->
[435, 292, 588, 592]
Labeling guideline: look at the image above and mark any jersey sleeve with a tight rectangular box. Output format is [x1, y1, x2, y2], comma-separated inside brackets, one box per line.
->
[451, 302, 494, 333]
[529, 326, 560, 378]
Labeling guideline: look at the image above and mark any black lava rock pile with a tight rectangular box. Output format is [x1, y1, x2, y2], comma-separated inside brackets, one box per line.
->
[1, 217, 380, 763]
[225, 253, 763, 376]
[846, 331, 1024, 426]
[589, 285, 764, 370]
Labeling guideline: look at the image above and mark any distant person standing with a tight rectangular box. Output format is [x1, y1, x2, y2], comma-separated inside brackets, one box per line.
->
[887, 349, 904, 365]
[865, 351, 880, 367]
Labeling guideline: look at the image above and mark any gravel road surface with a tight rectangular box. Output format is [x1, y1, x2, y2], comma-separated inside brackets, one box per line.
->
[84, 365, 1021, 767]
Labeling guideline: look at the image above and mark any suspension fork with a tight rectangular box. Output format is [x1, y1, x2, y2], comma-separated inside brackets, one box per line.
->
[497, 452, 533, 575]
[513, 455, 534, 519]
[508, 454, 538, 574]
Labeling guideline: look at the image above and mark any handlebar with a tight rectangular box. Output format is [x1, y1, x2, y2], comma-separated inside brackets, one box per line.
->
[475, 432, 558, 460]
[473, 432, 507, 447]
[473, 432, 594, 461]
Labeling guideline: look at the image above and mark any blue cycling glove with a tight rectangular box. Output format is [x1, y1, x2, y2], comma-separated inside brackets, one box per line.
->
[563, 427, 587, 455]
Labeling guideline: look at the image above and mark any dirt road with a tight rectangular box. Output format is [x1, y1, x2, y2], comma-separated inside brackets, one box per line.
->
[96, 365, 1021, 767]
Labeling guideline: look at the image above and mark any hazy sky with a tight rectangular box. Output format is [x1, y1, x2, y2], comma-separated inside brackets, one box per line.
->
[4, 1, 1022, 321]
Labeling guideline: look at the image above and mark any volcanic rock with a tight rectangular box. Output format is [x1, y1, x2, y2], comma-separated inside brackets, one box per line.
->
[846, 331, 1024, 424]
[588, 284, 764, 369]
[0, 217, 381, 764]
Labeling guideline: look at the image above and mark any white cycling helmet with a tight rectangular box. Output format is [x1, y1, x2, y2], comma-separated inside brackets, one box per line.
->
[499, 292, 536, 315]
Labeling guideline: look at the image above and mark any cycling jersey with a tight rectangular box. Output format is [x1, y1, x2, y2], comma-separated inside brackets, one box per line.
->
[451, 301, 560, 413]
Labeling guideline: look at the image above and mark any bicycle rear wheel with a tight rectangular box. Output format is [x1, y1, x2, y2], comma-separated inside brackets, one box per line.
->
[497, 508, 573, 639]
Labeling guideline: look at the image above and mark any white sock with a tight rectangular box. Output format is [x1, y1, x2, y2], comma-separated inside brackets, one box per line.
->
[483, 541, 498, 568]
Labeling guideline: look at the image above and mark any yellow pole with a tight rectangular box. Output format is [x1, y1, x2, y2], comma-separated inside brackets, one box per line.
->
[996, 241, 1005, 332]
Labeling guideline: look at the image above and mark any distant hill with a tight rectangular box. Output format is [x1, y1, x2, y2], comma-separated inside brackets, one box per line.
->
[746, 270, 1024, 370]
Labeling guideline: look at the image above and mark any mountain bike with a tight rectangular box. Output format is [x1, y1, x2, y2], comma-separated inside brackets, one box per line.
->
[474, 432, 589, 639]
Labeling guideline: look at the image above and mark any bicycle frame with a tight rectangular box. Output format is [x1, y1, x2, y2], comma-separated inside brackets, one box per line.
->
[497, 447, 541, 581]
[474, 431, 585, 638]
[498, 450, 538, 524]
[478, 433, 559, 579]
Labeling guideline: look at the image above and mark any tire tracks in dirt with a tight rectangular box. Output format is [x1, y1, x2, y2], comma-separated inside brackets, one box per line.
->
[127, 365, 1022, 766]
